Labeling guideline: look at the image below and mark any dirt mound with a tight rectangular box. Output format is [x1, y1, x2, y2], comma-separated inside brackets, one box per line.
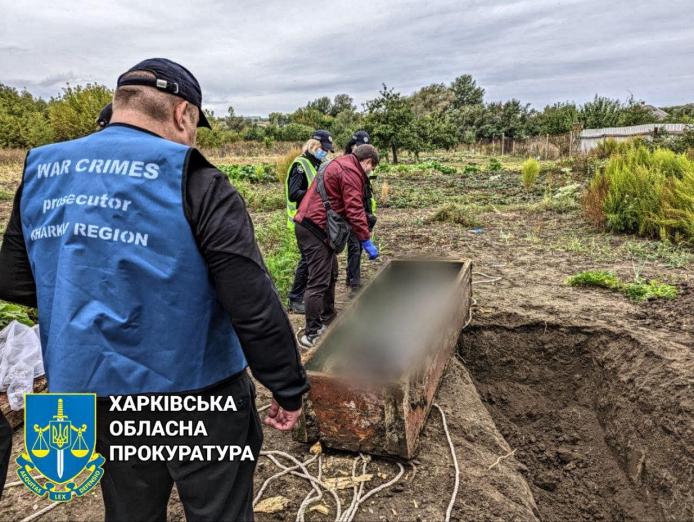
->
[459, 317, 693, 522]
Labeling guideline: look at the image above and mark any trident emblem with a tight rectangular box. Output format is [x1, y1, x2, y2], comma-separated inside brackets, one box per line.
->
[48, 399, 71, 479]
[19, 393, 103, 501]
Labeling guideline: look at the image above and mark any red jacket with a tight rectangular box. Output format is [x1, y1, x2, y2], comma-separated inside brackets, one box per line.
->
[295, 154, 371, 241]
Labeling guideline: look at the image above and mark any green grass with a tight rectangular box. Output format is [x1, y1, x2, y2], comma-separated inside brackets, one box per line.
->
[566, 270, 678, 302]
[623, 240, 694, 268]
[255, 211, 301, 300]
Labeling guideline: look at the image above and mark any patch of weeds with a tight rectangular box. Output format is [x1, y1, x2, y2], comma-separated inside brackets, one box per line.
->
[555, 235, 589, 254]
[487, 158, 502, 172]
[566, 270, 622, 290]
[566, 270, 678, 301]
[0, 190, 13, 201]
[428, 204, 481, 227]
[463, 163, 480, 174]
[234, 180, 285, 212]
[420, 160, 457, 175]
[529, 183, 581, 214]
[219, 163, 278, 184]
[623, 280, 678, 301]
[255, 211, 300, 300]
[622, 240, 694, 268]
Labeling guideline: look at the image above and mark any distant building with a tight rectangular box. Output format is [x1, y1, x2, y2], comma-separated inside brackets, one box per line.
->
[579, 123, 689, 153]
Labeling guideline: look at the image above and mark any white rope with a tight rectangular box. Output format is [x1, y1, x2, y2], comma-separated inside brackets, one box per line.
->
[337, 454, 368, 522]
[296, 455, 324, 522]
[434, 403, 460, 522]
[254, 454, 318, 505]
[349, 461, 405, 513]
[19, 502, 60, 522]
[260, 450, 342, 520]
[472, 271, 503, 285]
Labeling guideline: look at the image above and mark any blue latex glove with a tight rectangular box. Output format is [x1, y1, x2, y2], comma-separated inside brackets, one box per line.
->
[361, 239, 379, 260]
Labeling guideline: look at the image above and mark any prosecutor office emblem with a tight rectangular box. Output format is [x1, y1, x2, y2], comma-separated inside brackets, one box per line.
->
[16, 393, 105, 502]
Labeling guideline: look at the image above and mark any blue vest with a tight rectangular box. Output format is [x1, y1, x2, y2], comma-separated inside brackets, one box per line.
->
[20, 125, 247, 395]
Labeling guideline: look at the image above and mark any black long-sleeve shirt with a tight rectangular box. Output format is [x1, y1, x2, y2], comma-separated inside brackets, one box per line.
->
[0, 124, 308, 411]
[287, 152, 321, 205]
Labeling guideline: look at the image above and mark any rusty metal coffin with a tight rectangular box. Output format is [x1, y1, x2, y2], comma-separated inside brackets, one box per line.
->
[295, 259, 472, 459]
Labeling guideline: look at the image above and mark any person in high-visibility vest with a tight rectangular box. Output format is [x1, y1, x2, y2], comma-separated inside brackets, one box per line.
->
[285, 130, 334, 314]
[343, 131, 377, 297]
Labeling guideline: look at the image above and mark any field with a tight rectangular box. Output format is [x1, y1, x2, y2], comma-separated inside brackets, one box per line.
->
[1, 147, 693, 521]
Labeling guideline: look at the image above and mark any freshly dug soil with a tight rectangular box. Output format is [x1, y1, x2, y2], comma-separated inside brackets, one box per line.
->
[459, 316, 693, 522]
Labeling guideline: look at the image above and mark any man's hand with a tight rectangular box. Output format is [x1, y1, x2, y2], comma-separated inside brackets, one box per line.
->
[263, 399, 302, 431]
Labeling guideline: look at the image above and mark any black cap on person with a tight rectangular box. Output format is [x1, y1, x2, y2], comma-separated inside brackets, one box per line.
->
[311, 129, 334, 151]
[116, 58, 211, 128]
[352, 130, 370, 146]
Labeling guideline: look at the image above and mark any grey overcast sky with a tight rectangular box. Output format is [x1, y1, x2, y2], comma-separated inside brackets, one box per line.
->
[1, 0, 693, 116]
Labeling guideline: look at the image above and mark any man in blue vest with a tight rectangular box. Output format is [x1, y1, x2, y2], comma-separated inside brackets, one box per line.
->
[0, 58, 308, 521]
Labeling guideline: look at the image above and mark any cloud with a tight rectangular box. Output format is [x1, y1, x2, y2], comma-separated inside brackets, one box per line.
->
[1, 0, 692, 115]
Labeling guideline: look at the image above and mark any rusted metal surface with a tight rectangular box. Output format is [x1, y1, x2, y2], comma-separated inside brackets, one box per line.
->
[295, 259, 472, 459]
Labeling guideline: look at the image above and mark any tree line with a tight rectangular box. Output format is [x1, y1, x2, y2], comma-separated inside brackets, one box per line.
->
[1, 76, 692, 162]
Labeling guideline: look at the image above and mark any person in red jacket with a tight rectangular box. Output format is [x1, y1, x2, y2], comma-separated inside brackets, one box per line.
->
[294, 145, 380, 347]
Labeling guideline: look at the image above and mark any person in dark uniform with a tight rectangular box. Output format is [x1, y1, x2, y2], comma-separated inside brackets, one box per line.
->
[285, 130, 334, 314]
[343, 131, 377, 296]
[0, 58, 308, 521]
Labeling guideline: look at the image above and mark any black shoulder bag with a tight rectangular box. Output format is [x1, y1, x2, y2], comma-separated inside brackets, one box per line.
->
[315, 170, 351, 253]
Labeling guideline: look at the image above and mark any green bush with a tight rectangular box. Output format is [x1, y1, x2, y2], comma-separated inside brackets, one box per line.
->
[463, 163, 480, 174]
[583, 143, 694, 243]
[521, 158, 540, 189]
[566, 270, 678, 301]
[48, 84, 112, 141]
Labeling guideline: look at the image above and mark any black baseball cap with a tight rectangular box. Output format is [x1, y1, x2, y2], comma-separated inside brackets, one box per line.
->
[97, 103, 112, 128]
[311, 129, 334, 151]
[117, 58, 211, 128]
[352, 130, 370, 145]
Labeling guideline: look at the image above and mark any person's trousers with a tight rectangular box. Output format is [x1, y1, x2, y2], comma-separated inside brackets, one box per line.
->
[295, 224, 337, 336]
[96, 372, 263, 522]
[0, 411, 11, 501]
[345, 232, 362, 288]
[288, 251, 308, 304]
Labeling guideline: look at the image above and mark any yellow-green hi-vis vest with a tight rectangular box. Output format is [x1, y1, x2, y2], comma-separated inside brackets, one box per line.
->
[285, 156, 318, 229]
